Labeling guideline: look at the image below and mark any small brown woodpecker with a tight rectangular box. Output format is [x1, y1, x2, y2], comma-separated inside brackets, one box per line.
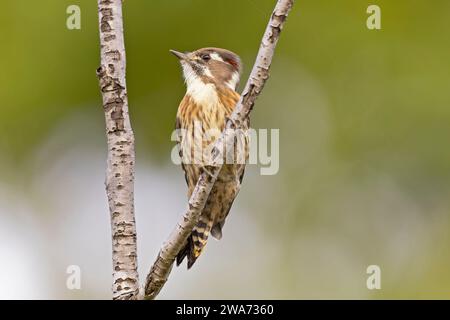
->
[171, 47, 249, 269]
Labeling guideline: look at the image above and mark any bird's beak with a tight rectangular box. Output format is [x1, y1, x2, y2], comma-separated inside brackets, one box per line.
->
[170, 49, 189, 61]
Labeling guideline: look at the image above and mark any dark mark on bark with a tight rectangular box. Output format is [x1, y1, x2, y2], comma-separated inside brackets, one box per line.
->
[104, 34, 116, 42]
[106, 50, 121, 61]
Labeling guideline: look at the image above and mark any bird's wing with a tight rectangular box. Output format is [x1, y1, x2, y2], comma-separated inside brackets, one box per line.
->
[175, 115, 189, 187]
[176, 95, 201, 197]
[210, 116, 249, 240]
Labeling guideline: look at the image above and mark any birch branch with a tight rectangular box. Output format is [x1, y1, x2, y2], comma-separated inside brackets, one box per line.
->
[144, 0, 295, 300]
[96, 0, 139, 300]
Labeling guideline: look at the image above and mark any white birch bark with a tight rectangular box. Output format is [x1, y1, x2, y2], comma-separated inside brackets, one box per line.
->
[96, 0, 139, 300]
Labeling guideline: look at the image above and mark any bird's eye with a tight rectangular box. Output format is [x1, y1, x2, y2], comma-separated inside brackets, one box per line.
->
[201, 54, 211, 62]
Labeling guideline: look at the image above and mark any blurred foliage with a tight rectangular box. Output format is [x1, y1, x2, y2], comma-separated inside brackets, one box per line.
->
[1, 0, 449, 177]
[0, 0, 450, 298]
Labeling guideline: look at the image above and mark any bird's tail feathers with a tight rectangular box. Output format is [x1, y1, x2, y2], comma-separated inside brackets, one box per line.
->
[176, 219, 214, 269]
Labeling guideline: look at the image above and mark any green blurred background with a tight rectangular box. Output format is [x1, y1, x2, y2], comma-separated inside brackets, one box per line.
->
[0, 0, 449, 299]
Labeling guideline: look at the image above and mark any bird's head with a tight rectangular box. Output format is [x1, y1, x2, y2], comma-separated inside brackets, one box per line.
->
[170, 47, 242, 91]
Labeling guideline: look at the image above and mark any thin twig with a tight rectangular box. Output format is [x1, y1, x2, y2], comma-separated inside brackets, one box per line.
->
[144, 0, 295, 300]
[96, 0, 140, 300]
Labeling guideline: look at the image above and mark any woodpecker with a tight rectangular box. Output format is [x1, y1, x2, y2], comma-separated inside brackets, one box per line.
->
[171, 47, 249, 269]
